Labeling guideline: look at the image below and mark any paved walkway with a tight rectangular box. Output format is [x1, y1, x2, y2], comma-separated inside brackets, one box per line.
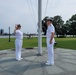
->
[0, 48, 76, 75]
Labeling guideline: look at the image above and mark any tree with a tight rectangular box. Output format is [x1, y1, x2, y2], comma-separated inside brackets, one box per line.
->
[42, 15, 65, 37]
[53, 15, 64, 37]
[42, 16, 49, 35]
[65, 14, 76, 37]
[60, 25, 67, 36]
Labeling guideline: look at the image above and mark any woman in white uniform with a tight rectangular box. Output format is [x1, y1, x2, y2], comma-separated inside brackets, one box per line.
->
[46, 17, 55, 66]
[14, 24, 23, 61]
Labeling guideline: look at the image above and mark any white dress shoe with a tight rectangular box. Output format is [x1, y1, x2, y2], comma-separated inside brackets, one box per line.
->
[46, 62, 54, 66]
[16, 58, 23, 61]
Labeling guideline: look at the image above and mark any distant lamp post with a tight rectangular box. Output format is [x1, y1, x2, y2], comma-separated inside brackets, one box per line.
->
[8, 27, 11, 42]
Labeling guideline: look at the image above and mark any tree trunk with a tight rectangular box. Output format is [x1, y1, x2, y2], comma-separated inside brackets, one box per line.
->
[57, 34, 58, 38]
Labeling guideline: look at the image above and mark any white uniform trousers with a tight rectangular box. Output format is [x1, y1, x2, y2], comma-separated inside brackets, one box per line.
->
[15, 39, 23, 60]
[47, 38, 54, 64]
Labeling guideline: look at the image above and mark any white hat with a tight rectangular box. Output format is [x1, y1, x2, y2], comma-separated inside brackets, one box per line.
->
[46, 17, 53, 22]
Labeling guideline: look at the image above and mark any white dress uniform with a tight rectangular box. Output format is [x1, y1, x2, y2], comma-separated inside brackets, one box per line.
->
[46, 24, 55, 65]
[15, 30, 23, 60]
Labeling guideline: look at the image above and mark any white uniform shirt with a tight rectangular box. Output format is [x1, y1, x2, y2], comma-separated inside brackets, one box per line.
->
[46, 24, 55, 38]
[15, 30, 23, 40]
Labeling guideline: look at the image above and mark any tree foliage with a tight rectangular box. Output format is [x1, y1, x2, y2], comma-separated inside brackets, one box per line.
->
[65, 14, 76, 37]
[42, 14, 76, 37]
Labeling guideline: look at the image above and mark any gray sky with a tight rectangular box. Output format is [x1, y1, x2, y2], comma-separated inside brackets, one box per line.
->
[0, 0, 76, 33]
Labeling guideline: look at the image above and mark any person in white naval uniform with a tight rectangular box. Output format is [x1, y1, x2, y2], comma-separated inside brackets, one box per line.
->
[46, 17, 55, 66]
[14, 24, 23, 61]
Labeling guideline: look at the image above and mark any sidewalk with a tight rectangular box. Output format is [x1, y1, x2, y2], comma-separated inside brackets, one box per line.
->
[0, 48, 76, 75]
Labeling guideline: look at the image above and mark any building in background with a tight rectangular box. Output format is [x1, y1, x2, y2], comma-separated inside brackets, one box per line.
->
[0, 29, 4, 35]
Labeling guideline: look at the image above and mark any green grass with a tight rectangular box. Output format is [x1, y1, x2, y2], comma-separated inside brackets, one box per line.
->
[0, 38, 15, 50]
[0, 37, 76, 50]
[55, 38, 76, 50]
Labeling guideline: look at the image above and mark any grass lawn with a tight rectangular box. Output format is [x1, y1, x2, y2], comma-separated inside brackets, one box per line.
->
[0, 37, 76, 50]
[55, 37, 76, 50]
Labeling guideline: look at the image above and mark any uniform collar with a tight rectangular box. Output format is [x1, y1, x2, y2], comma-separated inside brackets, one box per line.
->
[48, 24, 53, 27]
[50, 23, 53, 26]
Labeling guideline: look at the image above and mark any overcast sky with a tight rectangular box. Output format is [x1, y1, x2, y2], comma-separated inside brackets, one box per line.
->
[0, 0, 76, 33]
